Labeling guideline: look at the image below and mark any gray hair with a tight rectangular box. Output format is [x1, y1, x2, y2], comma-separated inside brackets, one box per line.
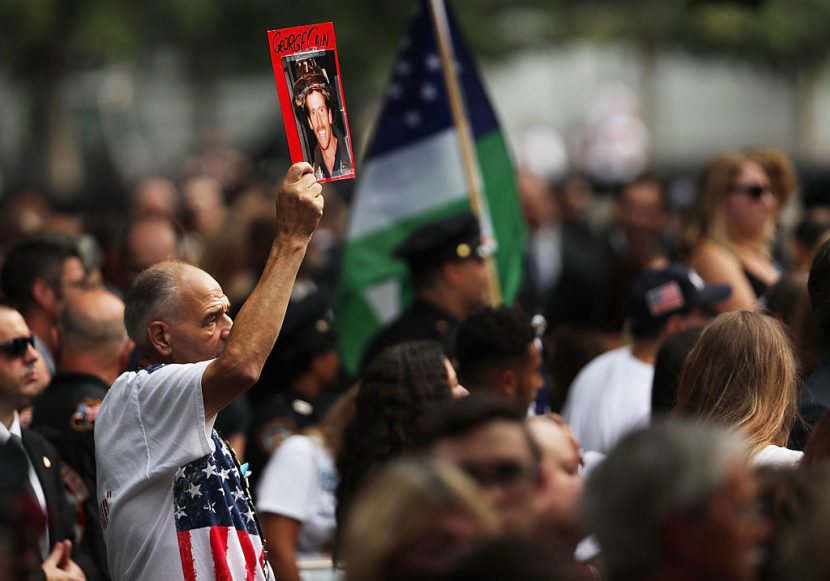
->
[123, 262, 182, 354]
[581, 419, 749, 580]
[59, 300, 127, 353]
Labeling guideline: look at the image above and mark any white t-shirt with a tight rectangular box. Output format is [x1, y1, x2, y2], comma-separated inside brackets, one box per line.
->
[95, 361, 273, 580]
[561, 345, 654, 455]
[752, 445, 803, 467]
[256, 434, 337, 558]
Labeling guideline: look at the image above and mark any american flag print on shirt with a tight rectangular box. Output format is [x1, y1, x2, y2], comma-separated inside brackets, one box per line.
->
[173, 432, 272, 581]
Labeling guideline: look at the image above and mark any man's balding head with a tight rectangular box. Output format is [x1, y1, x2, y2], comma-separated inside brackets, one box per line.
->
[124, 261, 231, 365]
[60, 289, 128, 355]
[124, 262, 184, 354]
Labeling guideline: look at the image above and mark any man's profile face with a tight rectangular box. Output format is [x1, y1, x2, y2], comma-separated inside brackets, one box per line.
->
[56, 256, 87, 311]
[516, 342, 544, 411]
[0, 308, 42, 412]
[306, 90, 333, 151]
[165, 266, 232, 364]
[455, 257, 489, 314]
[528, 417, 584, 546]
[431, 419, 540, 533]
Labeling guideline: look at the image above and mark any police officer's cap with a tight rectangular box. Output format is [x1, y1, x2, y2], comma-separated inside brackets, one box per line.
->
[393, 211, 490, 276]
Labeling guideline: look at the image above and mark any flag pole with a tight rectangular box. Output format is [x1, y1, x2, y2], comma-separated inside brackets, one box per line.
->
[426, 0, 502, 305]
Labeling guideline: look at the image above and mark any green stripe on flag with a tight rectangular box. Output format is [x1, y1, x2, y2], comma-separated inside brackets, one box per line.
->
[477, 129, 525, 304]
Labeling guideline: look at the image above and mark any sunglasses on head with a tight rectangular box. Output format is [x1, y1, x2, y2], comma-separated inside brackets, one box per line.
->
[0, 335, 35, 357]
[729, 184, 771, 199]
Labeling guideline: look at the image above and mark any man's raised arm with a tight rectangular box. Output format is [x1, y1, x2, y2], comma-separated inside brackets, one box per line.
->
[202, 162, 323, 418]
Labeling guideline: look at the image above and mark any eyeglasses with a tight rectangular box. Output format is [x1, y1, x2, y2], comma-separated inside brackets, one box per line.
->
[729, 184, 772, 199]
[459, 460, 538, 490]
[0, 335, 35, 358]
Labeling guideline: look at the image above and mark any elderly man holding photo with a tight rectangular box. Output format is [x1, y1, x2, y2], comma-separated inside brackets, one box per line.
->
[95, 163, 324, 581]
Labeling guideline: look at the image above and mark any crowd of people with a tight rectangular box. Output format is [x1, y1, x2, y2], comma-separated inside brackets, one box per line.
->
[3, 142, 830, 581]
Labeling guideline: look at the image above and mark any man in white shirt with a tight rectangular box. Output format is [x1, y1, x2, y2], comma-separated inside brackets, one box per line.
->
[95, 162, 323, 580]
[561, 264, 730, 454]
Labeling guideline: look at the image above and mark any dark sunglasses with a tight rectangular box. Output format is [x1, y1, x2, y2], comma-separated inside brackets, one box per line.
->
[459, 460, 537, 489]
[729, 184, 771, 199]
[0, 335, 35, 357]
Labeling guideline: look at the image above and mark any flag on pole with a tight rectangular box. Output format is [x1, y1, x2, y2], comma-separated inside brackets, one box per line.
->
[335, 0, 525, 374]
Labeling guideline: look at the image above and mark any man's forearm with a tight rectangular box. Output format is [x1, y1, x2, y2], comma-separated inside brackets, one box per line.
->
[202, 163, 322, 417]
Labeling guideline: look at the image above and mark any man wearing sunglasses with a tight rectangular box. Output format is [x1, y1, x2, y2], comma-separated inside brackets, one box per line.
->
[95, 163, 323, 581]
[421, 396, 547, 535]
[0, 304, 92, 580]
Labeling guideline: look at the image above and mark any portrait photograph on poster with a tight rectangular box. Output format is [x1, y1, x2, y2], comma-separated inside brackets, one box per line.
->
[267, 23, 356, 183]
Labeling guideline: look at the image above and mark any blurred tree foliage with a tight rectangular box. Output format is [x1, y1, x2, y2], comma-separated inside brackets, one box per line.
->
[2, 0, 829, 90]
[2, 0, 829, 179]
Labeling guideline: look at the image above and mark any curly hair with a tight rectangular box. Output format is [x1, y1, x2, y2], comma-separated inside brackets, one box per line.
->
[455, 305, 535, 390]
[334, 340, 453, 559]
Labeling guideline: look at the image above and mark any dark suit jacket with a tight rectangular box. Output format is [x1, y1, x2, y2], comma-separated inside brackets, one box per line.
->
[19, 428, 104, 580]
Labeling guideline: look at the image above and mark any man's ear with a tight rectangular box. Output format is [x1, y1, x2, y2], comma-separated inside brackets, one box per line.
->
[499, 368, 517, 397]
[147, 321, 173, 358]
[32, 278, 57, 312]
[307, 115, 313, 130]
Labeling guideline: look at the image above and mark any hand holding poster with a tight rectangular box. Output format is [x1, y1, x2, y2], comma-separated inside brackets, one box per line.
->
[267, 23, 356, 182]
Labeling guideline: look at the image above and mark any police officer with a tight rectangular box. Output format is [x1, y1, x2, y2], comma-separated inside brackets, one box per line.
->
[360, 211, 491, 370]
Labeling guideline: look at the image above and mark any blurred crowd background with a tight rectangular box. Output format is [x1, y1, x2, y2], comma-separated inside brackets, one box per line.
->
[4, 0, 830, 213]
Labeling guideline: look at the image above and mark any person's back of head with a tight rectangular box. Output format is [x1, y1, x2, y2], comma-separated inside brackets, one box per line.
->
[58, 289, 132, 380]
[627, 263, 729, 343]
[651, 326, 703, 418]
[419, 394, 528, 451]
[455, 305, 540, 408]
[335, 341, 454, 558]
[674, 311, 797, 456]
[582, 419, 753, 581]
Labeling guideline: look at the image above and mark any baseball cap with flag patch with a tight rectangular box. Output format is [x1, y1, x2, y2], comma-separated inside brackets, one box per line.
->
[628, 264, 731, 331]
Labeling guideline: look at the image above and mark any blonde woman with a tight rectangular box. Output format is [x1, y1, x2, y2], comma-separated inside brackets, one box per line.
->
[684, 152, 784, 312]
[673, 311, 801, 466]
[343, 457, 500, 581]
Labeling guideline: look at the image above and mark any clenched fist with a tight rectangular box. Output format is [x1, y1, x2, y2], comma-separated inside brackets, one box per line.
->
[275, 162, 324, 241]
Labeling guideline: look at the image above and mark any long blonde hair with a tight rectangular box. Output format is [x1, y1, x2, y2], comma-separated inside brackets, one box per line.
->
[674, 311, 798, 456]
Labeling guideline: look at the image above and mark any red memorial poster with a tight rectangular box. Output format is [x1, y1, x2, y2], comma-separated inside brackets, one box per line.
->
[267, 23, 356, 183]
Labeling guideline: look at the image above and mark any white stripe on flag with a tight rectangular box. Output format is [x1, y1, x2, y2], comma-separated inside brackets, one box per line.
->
[188, 529, 215, 580]
[364, 278, 402, 325]
[347, 128, 468, 240]
[185, 527, 267, 580]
